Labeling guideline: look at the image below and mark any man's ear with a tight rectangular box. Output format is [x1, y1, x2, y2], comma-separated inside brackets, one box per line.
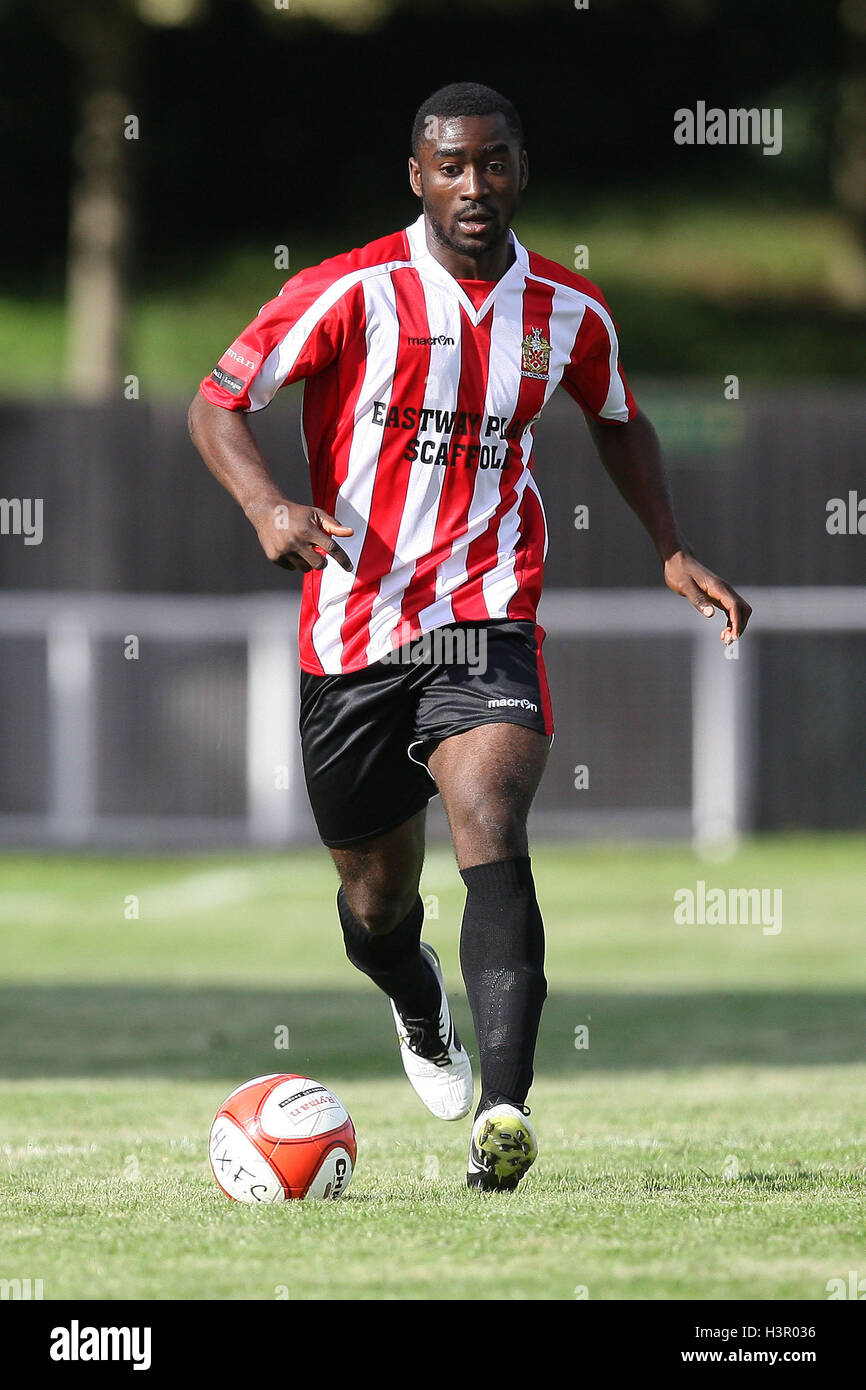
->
[519, 149, 529, 193]
[408, 156, 423, 199]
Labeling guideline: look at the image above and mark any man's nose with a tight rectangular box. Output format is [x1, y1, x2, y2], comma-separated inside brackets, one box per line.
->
[461, 165, 489, 201]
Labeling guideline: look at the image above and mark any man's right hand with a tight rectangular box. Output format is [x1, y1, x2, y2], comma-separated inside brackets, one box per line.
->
[245, 497, 354, 573]
[186, 395, 354, 573]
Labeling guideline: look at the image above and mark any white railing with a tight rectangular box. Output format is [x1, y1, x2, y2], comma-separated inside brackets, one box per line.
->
[0, 588, 863, 851]
[539, 587, 865, 851]
[0, 592, 301, 848]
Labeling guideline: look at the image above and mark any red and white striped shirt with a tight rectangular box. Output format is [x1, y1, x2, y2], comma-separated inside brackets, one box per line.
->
[200, 214, 638, 675]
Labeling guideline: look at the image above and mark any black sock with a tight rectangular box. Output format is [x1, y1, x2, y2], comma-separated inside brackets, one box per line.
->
[458, 856, 547, 1115]
[337, 887, 440, 1020]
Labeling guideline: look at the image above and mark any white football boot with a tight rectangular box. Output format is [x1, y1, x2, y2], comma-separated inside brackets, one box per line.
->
[390, 943, 473, 1121]
[466, 1103, 538, 1191]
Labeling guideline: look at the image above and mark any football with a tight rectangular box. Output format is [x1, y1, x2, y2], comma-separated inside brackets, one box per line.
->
[209, 1073, 356, 1203]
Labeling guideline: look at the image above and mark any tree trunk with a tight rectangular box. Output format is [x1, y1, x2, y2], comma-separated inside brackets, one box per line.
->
[65, 12, 134, 400]
[832, 9, 866, 309]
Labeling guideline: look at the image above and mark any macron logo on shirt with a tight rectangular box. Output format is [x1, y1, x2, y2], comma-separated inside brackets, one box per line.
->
[407, 334, 456, 347]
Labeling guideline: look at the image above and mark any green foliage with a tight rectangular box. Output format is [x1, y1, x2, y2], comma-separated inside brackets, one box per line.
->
[4, 198, 863, 399]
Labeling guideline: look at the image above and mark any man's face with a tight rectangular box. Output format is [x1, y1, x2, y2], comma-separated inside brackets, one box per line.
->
[409, 113, 528, 261]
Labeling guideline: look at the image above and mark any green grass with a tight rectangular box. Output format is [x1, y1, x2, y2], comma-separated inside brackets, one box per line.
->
[1, 835, 865, 1300]
[5, 195, 866, 398]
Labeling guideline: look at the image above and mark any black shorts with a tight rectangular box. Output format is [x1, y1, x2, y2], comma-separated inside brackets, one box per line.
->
[298, 619, 554, 848]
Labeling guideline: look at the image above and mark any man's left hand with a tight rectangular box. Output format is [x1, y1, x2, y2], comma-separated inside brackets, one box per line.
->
[663, 550, 752, 645]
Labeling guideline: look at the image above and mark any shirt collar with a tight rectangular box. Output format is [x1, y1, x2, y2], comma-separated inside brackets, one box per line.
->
[404, 212, 528, 324]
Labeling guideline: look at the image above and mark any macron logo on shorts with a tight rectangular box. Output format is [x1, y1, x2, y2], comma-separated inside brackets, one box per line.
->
[487, 697, 538, 713]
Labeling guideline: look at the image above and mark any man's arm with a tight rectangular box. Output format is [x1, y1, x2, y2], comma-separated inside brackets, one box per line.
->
[586, 410, 751, 644]
[187, 393, 353, 573]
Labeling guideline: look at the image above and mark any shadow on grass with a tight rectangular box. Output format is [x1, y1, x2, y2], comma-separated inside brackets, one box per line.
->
[1, 986, 864, 1079]
[731, 1171, 828, 1190]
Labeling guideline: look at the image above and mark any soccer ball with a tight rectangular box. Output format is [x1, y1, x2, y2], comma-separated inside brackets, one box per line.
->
[209, 1073, 356, 1203]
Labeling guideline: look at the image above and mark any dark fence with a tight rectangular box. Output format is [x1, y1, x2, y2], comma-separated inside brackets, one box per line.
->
[0, 385, 864, 836]
[1, 383, 864, 595]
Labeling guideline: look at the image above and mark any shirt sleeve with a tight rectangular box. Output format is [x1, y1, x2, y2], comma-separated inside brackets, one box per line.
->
[559, 291, 638, 425]
[198, 266, 352, 412]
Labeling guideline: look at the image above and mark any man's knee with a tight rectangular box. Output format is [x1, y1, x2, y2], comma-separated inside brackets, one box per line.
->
[337, 880, 420, 936]
[448, 790, 529, 860]
[330, 811, 426, 936]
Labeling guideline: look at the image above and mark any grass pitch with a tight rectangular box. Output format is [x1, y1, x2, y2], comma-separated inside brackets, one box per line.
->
[1, 835, 864, 1301]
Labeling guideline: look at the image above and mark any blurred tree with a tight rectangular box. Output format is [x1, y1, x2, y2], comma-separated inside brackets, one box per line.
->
[39, 0, 205, 400]
[833, 0, 866, 306]
[42, 0, 389, 400]
[21, 0, 857, 399]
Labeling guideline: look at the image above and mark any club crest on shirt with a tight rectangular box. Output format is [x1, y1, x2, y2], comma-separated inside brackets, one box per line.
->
[520, 326, 551, 380]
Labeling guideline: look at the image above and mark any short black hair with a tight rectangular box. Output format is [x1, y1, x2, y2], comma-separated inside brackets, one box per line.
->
[411, 82, 523, 156]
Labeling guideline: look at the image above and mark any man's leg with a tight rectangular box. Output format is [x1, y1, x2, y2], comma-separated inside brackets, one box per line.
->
[299, 650, 474, 1119]
[329, 807, 440, 1020]
[427, 722, 550, 1115]
[328, 804, 474, 1121]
